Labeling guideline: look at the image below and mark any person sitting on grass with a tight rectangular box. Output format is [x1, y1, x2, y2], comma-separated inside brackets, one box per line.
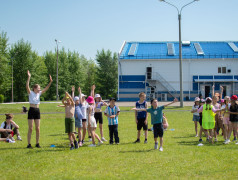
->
[0, 128, 15, 143]
[0, 114, 22, 141]
[132, 98, 178, 151]
[59, 92, 78, 150]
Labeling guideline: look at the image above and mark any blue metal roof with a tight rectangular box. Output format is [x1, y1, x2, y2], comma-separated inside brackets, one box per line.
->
[119, 41, 238, 59]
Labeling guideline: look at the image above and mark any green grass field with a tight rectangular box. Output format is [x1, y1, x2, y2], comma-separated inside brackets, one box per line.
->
[0, 103, 237, 179]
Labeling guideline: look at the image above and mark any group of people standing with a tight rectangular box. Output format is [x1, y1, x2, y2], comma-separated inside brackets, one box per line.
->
[191, 85, 238, 145]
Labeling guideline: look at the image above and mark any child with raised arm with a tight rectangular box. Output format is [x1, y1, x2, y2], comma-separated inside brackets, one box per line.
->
[26, 70, 52, 149]
[132, 98, 178, 151]
[61, 92, 78, 150]
[104, 98, 120, 145]
[134, 92, 148, 144]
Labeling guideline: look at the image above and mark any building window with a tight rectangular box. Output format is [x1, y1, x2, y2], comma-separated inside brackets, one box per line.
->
[218, 67, 226, 74]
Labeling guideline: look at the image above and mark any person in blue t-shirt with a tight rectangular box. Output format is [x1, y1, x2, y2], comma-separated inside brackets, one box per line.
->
[134, 92, 148, 144]
[132, 98, 178, 151]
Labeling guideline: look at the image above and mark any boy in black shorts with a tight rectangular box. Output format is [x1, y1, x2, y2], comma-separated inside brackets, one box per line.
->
[134, 92, 148, 144]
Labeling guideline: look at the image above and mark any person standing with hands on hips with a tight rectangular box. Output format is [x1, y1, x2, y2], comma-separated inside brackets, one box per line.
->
[26, 70, 53, 149]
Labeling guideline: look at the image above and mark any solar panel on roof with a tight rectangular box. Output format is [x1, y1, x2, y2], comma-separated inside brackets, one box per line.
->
[194, 43, 204, 55]
[228, 42, 238, 52]
[167, 43, 175, 56]
[128, 43, 137, 56]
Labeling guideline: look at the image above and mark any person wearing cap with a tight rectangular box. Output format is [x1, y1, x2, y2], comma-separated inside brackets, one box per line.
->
[104, 97, 120, 145]
[221, 96, 232, 144]
[86, 95, 103, 147]
[61, 92, 78, 150]
[94, 92, 108, 142]
[191, 97, 200, 137]
[26, 70, 53, 149]
[0, 114, 22, 142]
[197, 97, 223, 144]
[225, 95, 238, 144]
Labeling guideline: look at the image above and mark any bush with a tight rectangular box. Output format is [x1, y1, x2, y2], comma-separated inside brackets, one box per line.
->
[0, 94, 4, 103]
[40, 97, 45, 101]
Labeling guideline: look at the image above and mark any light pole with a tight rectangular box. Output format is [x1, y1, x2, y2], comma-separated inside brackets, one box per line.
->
[11, 56, 14, 102]
[55, 39, 61, 101]
[159, 0, 199, 107]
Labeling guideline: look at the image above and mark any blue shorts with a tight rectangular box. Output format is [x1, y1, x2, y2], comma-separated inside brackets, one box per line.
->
[193, 115, 200, 122]
[75, 118, 83, 128]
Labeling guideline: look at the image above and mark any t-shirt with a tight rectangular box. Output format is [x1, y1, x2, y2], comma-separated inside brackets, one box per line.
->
[104, 105, 120, 125]
[230, 104, 238, 122]
[80, 102, 88, 119]
[0, 121, 15, 129]
[147, 106, 164, 125]
[95, 102, 103, 111]
[75, 104, 83, 120]
[221, 104, 231, 118]
[29, 91, 42, 104]
[136, 101, 147, 119]
[192, 105, 199, 116]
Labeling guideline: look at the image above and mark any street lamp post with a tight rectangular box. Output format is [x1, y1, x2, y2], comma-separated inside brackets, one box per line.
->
[11, 57, 14, 102]
[55, 39, 61, 101]
[159, 0, 199, 107]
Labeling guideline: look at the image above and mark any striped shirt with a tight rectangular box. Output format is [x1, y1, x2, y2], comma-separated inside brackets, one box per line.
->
[104, 105, 120, 125]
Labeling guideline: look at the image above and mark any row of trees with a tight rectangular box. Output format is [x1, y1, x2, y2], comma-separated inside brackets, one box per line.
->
[0, 31, 118, 102]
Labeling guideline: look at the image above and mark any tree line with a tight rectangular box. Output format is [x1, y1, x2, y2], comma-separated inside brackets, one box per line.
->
[0, 31, 118, 102]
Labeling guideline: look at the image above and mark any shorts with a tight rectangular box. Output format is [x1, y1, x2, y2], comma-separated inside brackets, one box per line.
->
[193, 115, 200, 122]
[137, 118, 148, 131]
[65, 118, 75, 133]
[94, 112, 103, 124]
[75, 118, 83, 128]
[82, 119, 87, 122]
[223, 116, 231, 125]
[215, 114, 223, 129]
[153, 123, 164, 138]
[89, 116, 97, 128]
[28, 107, 40, 120]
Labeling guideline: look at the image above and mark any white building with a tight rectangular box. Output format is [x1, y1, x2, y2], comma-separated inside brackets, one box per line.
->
[118, 41, 238, 101]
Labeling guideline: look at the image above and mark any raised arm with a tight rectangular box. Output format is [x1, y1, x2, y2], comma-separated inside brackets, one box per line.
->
[72, 86, 75, 99]
[66, 92, 75, 105]
[212, 85, 215, 97]
[62, 94, 66, 106]
[78, 86, 82, 103]
[164, 98, 178, 107]
[91, 85, 95, 97]
[26, 70, 31, 94]
[41, 74, 53, 94]
[220, 86, 223, 100]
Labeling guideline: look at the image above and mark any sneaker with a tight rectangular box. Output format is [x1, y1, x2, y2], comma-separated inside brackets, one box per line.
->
[88, 138, 92, 142]
[74, 141, 78, 149]
[214, 138, 218, 142]
[17, 136, 22, 141]
[236, 142, 238, 145]
[36, 143, 41, 148]
[98, 141, 103, 145]
[134, 139, 140, 143]
[101, 137, 107, 142]
[70, 146, 75, 150]
[7, 139, 15, 143]
[82, 140, 84, 144]
[88, 144, 96, 147]
[144, 140, 148, 144]
[109, 143, 113, 145]
[116, 143, 119, 145]
[27, 144, 33, 148]
[198, 139, 203, 142]
[195, 135, 198, 137]
[233, 137, 237, 142]
[227, 139, 231, 143]
[154, 143, 158, 150]
[224, 139, 230, 144]
[78, 141, 83, 147]
[197, 143, 204, 146]
[159, 147, 163, 151]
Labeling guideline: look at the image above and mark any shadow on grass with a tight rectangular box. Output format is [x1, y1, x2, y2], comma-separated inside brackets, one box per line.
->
[119, 149, 154, 153]
[48, 133, 65, 137]
[177, 140, 225, 146]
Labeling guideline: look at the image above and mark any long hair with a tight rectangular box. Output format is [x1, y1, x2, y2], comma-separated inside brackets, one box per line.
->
[32, 84, 39, 91]
[205, 98, 212, 110]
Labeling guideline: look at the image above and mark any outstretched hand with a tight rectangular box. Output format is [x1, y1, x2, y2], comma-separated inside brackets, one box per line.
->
[72, 86, 75, 92]
[92, 84, 96, 90]
[173, 98, 178, 103]
[49, 75, 53, 82]
[27, 70, 31, 78]
[131, 108, 137, 111]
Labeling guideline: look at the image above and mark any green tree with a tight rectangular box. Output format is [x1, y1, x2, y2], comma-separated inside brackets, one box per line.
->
[84, 59, 97, 96]
[95, 49, 118, 99]
[0, 31, 11, 98]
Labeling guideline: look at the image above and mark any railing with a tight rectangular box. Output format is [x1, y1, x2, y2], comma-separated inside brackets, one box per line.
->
[120, 54, 238, 59]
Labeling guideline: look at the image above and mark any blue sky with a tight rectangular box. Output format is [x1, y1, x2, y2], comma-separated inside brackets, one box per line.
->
[1, 0, 238, 59]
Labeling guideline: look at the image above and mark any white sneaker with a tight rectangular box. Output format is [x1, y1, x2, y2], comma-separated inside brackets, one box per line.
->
[214, 138, 218, 142]
[88, 144, 96, 147]
[101, 137, 107, 142]
[227, 139, 231, 143]
[224, 139, 230, 144]
[154, 143, 158, 150]
[235, 142, 238, 145]
[7, 138, 15, 143]
[197, 143, 204, 146]
[88, 138, 92, 142]
[98, 141, 103, 145]
[195, 135, 198, 137]
[159, 147, 163, 151]
[17, 136, 22, 141]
